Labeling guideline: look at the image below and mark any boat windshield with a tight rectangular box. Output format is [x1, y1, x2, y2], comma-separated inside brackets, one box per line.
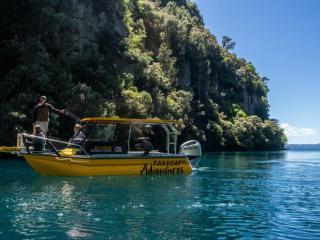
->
[84, 124, 115, 141]
[83, 124, 130, 142]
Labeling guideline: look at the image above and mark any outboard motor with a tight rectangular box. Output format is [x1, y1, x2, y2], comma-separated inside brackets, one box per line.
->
[179, 140, 202, 168]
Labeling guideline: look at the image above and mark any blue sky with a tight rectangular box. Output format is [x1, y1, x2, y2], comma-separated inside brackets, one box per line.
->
[194, 0, 320, 144]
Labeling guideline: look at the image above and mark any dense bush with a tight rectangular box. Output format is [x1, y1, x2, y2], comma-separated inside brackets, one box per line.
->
[0, 0, 286, 150]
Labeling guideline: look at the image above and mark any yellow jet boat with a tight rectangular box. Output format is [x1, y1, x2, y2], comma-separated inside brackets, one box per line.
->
[19, 118, 202, 176]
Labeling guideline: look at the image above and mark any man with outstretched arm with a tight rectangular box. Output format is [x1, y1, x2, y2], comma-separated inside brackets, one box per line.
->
[33, 96, 64, 135]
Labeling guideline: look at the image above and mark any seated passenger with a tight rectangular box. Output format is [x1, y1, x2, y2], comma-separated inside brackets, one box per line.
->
[69, 124, 86, 145]
[135, 125, 155, 155]
[33, 125, 45, 151]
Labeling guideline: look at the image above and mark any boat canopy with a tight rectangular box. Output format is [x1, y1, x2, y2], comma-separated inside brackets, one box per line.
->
[81, 117, 178, 125]
[81, 117, 178, 154]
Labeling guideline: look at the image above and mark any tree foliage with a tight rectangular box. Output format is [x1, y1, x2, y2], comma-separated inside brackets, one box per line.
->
[0, 0, 286, 150]
[222, 36, 236, 50]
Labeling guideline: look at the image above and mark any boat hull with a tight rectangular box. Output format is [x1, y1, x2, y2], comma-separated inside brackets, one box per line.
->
[0, 146, 22, 159]
[21, 153, 193, 176]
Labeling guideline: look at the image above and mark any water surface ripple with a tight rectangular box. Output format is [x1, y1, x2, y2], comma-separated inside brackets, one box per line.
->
[1, 151, 320, 239]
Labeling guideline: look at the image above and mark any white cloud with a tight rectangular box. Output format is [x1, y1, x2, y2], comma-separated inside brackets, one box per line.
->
[280, 123, 318, 137]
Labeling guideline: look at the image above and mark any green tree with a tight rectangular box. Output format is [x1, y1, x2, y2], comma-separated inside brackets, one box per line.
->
[222, 36, 236, 50]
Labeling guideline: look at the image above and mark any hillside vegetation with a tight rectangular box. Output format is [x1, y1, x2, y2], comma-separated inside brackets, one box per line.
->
[0, 0, 287, 150]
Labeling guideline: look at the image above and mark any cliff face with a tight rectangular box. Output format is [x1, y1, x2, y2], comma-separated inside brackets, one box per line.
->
[0, 0, 286, 150]
[62, 0, 126, 56]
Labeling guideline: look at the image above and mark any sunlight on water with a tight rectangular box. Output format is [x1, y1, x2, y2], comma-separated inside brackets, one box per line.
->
[1, 151, 320, 239]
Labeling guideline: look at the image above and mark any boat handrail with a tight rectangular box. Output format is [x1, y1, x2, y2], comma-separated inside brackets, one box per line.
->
[22, 133, 89, 157]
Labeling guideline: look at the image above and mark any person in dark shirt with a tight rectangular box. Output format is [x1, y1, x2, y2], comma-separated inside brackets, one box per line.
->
[135, 125, 155, 155]
[32, 125, 45, 151]
[69, 124, 86, 145]
[33, 96, 64, 135]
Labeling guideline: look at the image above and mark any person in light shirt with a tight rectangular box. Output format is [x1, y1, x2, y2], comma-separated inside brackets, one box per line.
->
[69, 124, 86, 145]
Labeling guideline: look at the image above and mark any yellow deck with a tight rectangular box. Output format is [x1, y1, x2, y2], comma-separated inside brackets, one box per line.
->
[0, 146, 22, 158]
[0, 146, 21, 152]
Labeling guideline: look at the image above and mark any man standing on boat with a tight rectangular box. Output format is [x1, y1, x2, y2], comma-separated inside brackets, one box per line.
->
[33, 96, 65, 135]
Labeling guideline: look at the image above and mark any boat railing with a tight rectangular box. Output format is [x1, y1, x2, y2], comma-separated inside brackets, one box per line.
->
[21, 133, 89, 157]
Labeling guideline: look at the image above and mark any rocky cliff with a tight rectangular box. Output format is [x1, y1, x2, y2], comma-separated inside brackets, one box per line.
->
[0, 0, 286, 150]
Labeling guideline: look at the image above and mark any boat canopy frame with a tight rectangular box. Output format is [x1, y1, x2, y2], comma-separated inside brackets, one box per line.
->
[81, 117, 178, 125]
[80, 118, 179, 154]
[20, 118, 180, 156]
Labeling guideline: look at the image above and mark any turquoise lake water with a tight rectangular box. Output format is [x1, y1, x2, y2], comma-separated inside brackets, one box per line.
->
[1, 151, 320, 239]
